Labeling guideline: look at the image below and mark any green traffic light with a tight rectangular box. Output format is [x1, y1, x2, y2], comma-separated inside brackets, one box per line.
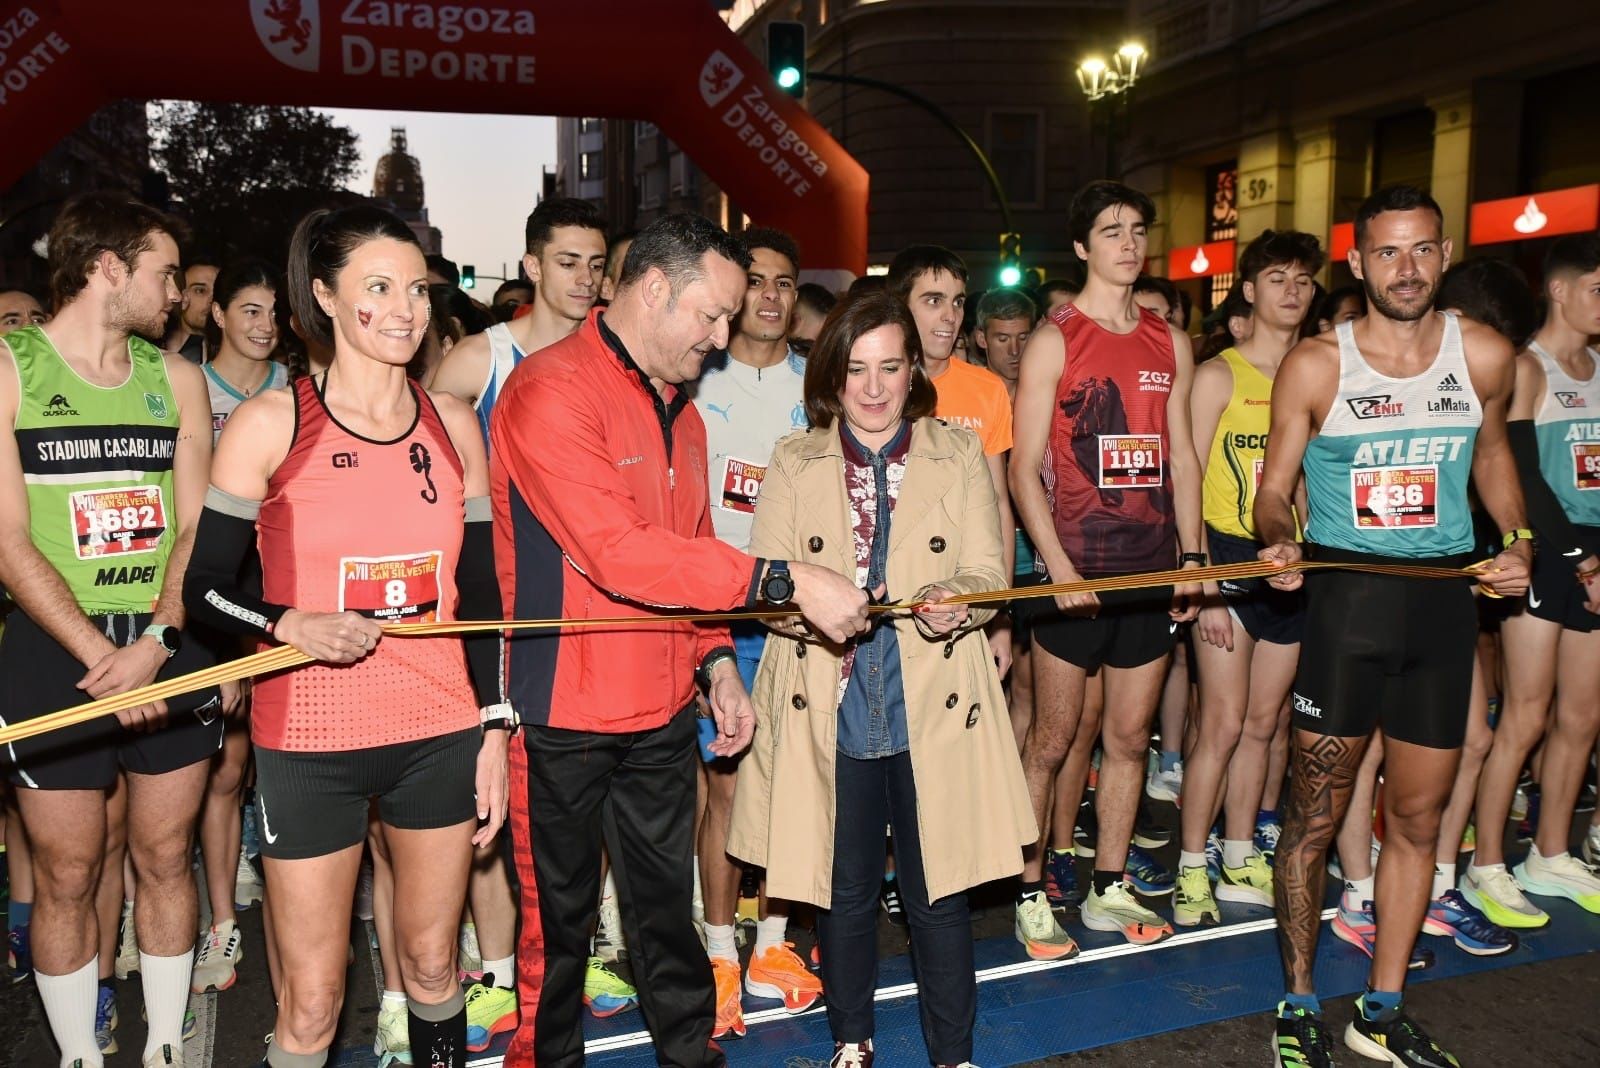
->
[777, 66, 801, 89]
[999, 265, 1023, 287]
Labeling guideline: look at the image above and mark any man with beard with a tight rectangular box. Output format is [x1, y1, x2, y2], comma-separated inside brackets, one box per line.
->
[163, 258, 217, 364]
[1258, 185, 1531, 1068]
[0, 191, 221, 1067]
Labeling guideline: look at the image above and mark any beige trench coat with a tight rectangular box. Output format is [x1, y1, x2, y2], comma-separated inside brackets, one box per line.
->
[726, 418, 1037, 907]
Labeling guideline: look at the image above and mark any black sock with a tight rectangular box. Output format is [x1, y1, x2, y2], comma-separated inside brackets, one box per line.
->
[1092, 870, 1121, 896]
[408, 1004, 467, 1067]
[1017, 879, 1045, 902]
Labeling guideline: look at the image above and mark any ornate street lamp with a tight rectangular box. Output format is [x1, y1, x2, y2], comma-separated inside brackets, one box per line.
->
[1076, 41, 1148, 177]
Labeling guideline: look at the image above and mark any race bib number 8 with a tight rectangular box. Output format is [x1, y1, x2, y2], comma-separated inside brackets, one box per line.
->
[1352, 465, 1438, 528]
[71, 485, 167, 559]
[339, 551, 444, 622]
[1098, 434, 1164, 488]
[1573, 443, 1600, 491]
[720, 456, 767, 514]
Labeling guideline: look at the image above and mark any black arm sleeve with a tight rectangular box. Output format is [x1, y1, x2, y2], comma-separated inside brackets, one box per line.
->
[457, 504, 503, 710]
[1508, 419, 1586, 559]
[182, 504, 291, 639]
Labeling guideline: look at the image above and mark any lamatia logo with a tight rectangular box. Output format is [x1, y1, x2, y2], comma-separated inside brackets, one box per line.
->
[251, 0, 321, 73]
[700, 50, 743, 108]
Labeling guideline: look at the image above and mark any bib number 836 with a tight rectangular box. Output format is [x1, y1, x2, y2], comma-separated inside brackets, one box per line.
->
[1366, 483, 1425, 512]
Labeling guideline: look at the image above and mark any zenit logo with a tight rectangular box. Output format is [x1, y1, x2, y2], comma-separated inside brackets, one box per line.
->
[1292, 693, 1322, 719]
[42, 393, 78, 416]
[1556, 391, 1588, 409]
[1347, 394, 1405, 420]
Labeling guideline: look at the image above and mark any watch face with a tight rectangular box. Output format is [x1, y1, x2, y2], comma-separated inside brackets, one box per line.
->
[766, 575, 795, 604]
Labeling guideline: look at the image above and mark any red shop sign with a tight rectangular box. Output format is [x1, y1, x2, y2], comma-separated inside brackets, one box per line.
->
[1330, 222, 1355, 261]
[1470, 185, 1600, 245]
[1168, 240, 1236, 280]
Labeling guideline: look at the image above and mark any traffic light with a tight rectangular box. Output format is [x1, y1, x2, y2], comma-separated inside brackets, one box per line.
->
[998, 232, 1023, 287]
[461, 264, 476, 290]
[767, 20, 806, 96]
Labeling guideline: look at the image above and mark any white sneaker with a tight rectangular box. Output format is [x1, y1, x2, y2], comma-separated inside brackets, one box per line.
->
[115, 900, 140, 979]
[1515, 845, 1600, 913]
[1081, 880, 1173, 944]
[458, 921, 483, 977]
[191, 919, 243, 992]
[1460, 862, 1549, 929]
[1583, 828, 1600, 869]
[595, 893, 628, 963]
[1145, 755, 1183, 803]
[234, 851, 264, 911]
[143, 1044, 183, 1067]
[375, 998, 412, 1066]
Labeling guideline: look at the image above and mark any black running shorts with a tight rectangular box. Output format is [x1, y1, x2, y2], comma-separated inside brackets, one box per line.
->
[1208, 527, 1305, 645]
[253, 727, 480, 860]
[1032, 582, 1178, 671]
[1521, 524, 1600, 633]
[1290, 546, 1476, 750]
[0, 610, 223, 790]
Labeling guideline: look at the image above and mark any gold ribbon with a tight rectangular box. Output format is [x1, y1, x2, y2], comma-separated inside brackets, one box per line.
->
[0, 557, 1498, 749]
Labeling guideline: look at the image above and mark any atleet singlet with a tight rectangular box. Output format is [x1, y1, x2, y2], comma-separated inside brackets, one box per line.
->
[474, 322, 526, 444]
[1043, 304, 1177, 575]
[204, 361, 287, 443]
[1203, 348, 1274, 541]
[8, 325, 179, 614]
[1303, 313, 1480, 557]
[1528, 341, 1600, 527]
[253, 375, 477, 752]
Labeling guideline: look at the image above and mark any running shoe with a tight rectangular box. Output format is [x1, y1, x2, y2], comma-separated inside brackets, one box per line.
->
[458, 921, 483, 978]
[1274, 1002, 1335, 1068]
[1172, 865, 1219, 927]
[95, 984, 118, 1054]
[584, 955, 638, 1019]
[879, 878, 908, 928]
[1583, 827, 1600, 869]
[1457, 823, 1475, 855]
[1515, 846, 1600, 912]
[745, 942, 822, 1013]
[1459, 863, 1549, 928]
[374, 999, 412, 1066]
[191, 919, 244, 992]
[1133, 803, 1171, 849]
[240, 793, 261, 860]
[710, 955, 745, 1038]
[1327, 850, 1343, 884]
[1420, 890, 1517, 956]
[1044, 848, 1082, 911]
[7, 923, 30, 983]
[1217, 851, 1274, 907]
[1576, 780, 1596, 814]
[115, 901, 139, 979]
[1345, 999, 1460, 1067]
[1206, 830, 1224, 882]
[1080, 880, 1172, 944]
[464, 981, 517, 1052]
[594, 892, 627, 963]
[1509, 781, 1530, 822]
[138, 1003, 197, 1041]
[235, 851, 264, 911]
[1145, 752, 1183, 803]
[1014, 891, 1079, 960]
[1514, 787, 1541, 843]
[1330, 901, 1434, 970]
[142, 1044, 183, 1067]
[1123, 845, 1175, 896]
[1255, 812, 1283, 858]
[1073, 823, 1095, 858]
[831, 1040, 874, 1067]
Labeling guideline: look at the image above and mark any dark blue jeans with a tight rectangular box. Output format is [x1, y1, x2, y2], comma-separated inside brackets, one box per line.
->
[819, 750, 976, 1063]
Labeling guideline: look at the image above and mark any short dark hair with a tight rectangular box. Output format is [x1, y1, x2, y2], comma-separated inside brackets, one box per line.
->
[741, 227, 800, 274]
[846, 275, 887, 299]
[1318, 285, 1367, 324]
[975, 287, 1037, 329]
[47, 191, 187, 309]
[523, 197, 607, 257]
[492, 278, 534, 304]
[795, 282, 836, 318]
[1038, 277, 1082, 306]
[1436, 259, 1539, 349]
[425, 253, 459, 287]
[1132, 274, 1180, 314]
[1238, 229, 1325, 286]
[1068, 180, 1156, 249]
[885, 245, 968, 303]
[803, 290, 936, 430]
[204, 257, 279, 349]
[1354, 185, 1444, 248]
[617, 213, 752, 298]
[1543, 232, 1600, 281]
[288, 205, 423, 348]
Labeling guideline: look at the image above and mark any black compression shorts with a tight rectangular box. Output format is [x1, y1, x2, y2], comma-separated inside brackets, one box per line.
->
[1521, 524, 1600, 633]
[1208, 527, 1305, 645]
[1032, 583, 1177, 671]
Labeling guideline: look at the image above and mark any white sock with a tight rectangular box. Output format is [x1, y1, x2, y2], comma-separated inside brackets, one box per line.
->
[1528, 843, 1564, 866]
[1342, 874, 1375, 911]
[704, 922, 737, 963]
[140, 951, 194, 1057]
[754, 914, 789, 955]
[1178, 850, 1207, 872]
[602, 868, 618, 906]
[481, 954, 515, 989]
[381, 988, 408, 1010]
[1222, 839, 1253, 870]
[1432, 862, 1456, 900]
[36, 956, 103, 1067]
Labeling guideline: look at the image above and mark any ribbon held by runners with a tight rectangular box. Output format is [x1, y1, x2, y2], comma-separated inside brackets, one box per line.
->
[0, 556, 1504, 750]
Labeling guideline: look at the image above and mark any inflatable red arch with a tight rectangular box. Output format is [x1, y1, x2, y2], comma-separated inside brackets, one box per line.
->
[0, 0, 869, 273]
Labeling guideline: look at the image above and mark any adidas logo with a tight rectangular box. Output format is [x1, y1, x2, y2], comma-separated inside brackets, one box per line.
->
[1437, 373, 1464, 393]
[42, 393, 78, 416]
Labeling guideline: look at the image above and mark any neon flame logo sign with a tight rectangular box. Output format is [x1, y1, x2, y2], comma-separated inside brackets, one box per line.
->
[1512, 197, 1548, 235]
[1189, 248, 1210, 274]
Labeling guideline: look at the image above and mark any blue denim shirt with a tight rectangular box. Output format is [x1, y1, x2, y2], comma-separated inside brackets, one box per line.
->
[836, 422, 910, 759]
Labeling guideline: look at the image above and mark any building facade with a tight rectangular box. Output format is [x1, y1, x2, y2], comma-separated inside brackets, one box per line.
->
[371, 127, 443, 256]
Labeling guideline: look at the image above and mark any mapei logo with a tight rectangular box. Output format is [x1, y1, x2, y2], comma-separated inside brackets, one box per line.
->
[251, 0, 320, 73]
[700, 50, 744, 108]
[1292, 693, 1322, 719]
[1556, 391, 1588, 409]
[1347, 394, 1404, 420]
[1436, 373, 1465, 393]
[42, 393, 78, 416]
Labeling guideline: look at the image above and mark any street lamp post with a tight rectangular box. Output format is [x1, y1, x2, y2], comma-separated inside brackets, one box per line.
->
[1076, 42, 1147, 179]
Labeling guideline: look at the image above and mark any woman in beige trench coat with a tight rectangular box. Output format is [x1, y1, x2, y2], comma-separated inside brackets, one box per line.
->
[726, 291, 1036, 1068]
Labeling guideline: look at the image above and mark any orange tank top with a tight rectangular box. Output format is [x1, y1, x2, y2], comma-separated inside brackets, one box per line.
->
[252, 375, 477, 751]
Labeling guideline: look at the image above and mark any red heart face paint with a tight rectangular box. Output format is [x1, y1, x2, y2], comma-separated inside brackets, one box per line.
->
[356, 306, 373, 328]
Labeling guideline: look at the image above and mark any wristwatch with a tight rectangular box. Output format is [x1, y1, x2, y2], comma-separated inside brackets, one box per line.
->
[142, 624, 181, 658]
[761, 560, 795, 606]
[480, 703, 517, 732]
[1501, 528, 1534, 550]
[696, 646, 738, 691]
[1180, 552, 1208, 566]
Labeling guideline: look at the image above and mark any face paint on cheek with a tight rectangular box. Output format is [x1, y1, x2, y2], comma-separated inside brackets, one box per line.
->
[355, 306, 374, 329]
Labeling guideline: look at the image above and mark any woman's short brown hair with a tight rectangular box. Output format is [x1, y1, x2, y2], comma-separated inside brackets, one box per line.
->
[803, 290, 937, 429]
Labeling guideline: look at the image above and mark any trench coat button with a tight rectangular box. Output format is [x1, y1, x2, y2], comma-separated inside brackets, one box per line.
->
[945, 692, 959, 709]
[795, 644, 806, 659]
[792, 694, 807, 710]
[929, 536, 947, 553]
[943, 641, 955, 659]
[808, 536, 824, 552]
[966, 704, 981, 728]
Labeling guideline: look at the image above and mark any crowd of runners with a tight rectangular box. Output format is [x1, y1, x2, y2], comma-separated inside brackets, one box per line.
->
[0, 180, 1596, 1068]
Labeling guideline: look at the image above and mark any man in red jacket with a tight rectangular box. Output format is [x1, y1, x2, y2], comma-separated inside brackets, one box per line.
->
[490, 213, 869, 1067]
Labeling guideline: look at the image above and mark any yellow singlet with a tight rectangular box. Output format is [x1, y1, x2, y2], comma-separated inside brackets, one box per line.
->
[1202, 348, 1275, 540]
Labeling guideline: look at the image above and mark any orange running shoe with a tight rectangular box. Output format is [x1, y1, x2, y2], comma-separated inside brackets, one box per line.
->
[711, 956, 746, 1039]
[744, 942, 823, 1013]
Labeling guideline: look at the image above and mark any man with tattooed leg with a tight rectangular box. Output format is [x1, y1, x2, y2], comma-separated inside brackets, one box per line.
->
[1255, 185, 1530, 1068]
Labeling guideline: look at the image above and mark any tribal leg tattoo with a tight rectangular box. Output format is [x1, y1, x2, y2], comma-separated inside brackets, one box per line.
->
[1274, 732, 1366, 992]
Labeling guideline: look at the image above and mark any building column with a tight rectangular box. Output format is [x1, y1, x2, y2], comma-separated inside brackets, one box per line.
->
[1293, 118, 1369, 278]
[1429, 82, 1524, 250]
[1235, 130, 1296, 242]
[1124, 159, 1204, 272]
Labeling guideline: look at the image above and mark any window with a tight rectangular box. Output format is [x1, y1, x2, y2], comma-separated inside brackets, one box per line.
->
[579, 117, 602, 133]
[986, 110, 1043, 208]
[1204, 162, 1239, 312]
[580, 151, 603, 182]
[1372, 108, 1435, 192]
